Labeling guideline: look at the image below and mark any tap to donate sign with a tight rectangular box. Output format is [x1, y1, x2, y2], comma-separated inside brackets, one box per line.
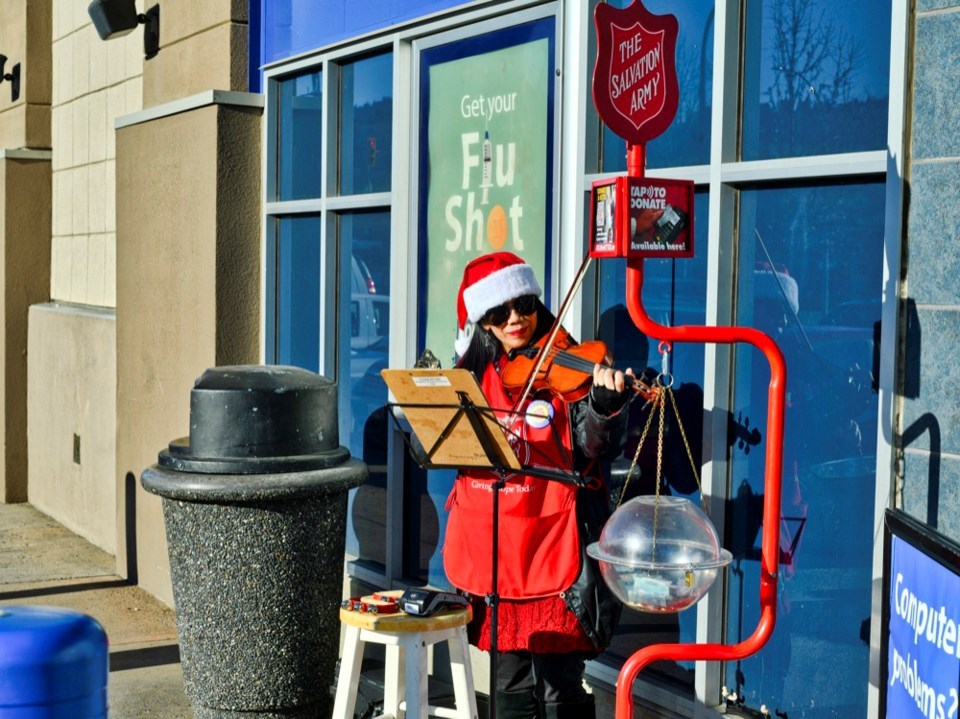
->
[589, 176, 694, 260]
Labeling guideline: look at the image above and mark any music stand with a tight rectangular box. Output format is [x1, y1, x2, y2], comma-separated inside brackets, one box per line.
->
[382, 368, 582, 718]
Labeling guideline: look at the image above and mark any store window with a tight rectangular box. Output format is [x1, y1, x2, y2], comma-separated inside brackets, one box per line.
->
[339, 53, 393, 195]
[276, 70, 323, 200]
[741, 0, 891, 161]
[340, 210, 391, 569]
[404, 463, 447, 587]
[265, 51, 394, 574]
[267, 215, 321, 369]
[337, 53, 394, 572]
[726, 180, 884, 716]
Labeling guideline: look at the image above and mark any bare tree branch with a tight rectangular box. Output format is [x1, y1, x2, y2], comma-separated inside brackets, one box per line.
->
[767, 0, 834, 111]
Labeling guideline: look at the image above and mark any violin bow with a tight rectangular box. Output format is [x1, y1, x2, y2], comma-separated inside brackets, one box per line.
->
[511, 253, 594, 414]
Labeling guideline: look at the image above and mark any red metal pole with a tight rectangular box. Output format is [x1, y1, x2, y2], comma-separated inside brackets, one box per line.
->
[627, 142, 645, 178]
[615, 257, 787, 718]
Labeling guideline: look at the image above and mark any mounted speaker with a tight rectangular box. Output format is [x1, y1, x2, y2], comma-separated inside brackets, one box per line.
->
[87, 0, 140, 41]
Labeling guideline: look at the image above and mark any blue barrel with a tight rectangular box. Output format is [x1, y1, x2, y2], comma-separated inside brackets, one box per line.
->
[0, 606, 108, 718]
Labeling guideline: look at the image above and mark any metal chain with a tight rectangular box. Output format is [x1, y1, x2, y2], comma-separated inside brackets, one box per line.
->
[615, 343, 709, 565]
[651, 385, 666, 563]
[617, 389, 659, 508]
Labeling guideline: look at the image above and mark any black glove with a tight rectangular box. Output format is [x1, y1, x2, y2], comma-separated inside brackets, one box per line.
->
[590, 383, 631, 416]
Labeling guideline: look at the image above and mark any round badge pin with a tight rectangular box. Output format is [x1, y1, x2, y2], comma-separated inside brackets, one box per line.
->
[525, 399, 554, 429]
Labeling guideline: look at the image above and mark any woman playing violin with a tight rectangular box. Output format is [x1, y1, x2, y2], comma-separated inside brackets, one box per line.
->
[446, 251, 635, 719]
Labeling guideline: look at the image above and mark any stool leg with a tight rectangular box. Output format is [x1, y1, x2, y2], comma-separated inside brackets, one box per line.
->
[332, 625, 365, 719]
[384, 643, 404, 719]
[403, 635, 429, 719]
[448, 626, 478, 719]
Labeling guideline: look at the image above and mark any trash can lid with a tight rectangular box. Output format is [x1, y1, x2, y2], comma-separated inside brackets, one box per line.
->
[158, 365, 350, 474]
[0, 606, 108, 707]
[192, 365, 329, 392]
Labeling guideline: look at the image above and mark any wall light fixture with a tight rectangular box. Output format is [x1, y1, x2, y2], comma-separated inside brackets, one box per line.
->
[0, 55, 20, 102]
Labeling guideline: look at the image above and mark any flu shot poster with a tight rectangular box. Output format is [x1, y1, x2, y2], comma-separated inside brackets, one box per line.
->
[419, 20, 554, 366]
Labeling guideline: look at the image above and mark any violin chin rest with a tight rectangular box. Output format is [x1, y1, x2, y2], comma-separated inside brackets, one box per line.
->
[508, 345, 539, 360]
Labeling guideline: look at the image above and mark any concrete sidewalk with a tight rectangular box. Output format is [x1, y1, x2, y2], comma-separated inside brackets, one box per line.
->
[0, 502, 194, 718]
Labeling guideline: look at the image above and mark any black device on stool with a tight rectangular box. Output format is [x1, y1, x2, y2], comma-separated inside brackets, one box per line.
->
[399, 588, 470, 617]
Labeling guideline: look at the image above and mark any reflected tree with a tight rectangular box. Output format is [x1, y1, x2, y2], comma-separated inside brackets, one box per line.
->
[762, 0, 872, 156]
[767, 0, 863, 110]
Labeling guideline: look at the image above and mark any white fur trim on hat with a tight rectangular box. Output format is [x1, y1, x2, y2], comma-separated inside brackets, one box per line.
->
[461, 263, 542, 323]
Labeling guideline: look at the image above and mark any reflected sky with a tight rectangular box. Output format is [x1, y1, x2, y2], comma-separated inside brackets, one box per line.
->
[347, 53, 393, 107]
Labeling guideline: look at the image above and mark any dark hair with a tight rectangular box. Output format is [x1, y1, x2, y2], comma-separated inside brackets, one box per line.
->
[457, 299, 558, 377]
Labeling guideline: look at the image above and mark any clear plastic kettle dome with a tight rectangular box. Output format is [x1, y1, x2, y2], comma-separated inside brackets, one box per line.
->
[587, 496, 732, 613]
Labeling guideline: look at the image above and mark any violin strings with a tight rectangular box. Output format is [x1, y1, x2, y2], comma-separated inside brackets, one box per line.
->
[554, 354, 597, 373]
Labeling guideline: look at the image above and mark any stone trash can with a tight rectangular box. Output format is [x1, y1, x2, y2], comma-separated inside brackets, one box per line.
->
[141, 365, 367, 719]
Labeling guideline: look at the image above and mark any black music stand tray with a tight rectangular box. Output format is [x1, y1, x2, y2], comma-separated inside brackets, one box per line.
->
[381, 368, 583, 719]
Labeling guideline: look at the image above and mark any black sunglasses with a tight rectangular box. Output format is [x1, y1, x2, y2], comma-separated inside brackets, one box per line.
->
[481, 294, 539, 326]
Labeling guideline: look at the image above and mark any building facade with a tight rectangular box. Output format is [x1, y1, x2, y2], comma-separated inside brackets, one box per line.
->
[0, 0, 956, 717]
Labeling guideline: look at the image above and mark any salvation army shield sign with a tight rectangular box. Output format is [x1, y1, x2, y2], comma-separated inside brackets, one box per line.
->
[593, 0, 679, 146]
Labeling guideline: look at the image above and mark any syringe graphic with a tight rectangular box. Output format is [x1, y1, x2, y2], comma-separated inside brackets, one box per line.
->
[481, 129, 492, 205]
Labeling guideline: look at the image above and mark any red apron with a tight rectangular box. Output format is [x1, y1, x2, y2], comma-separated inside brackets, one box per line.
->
[443, 360, 581, 599]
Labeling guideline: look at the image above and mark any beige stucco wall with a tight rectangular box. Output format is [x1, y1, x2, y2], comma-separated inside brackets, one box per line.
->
[116, 101, 261, 604]
[143, 0, 248, 108]
[31, 0, 257, 591]
[27, 303, 116, 551]
[0, 156, 51, 502]
[50, 0, 143, 307]
[0, 0, 52, 149]
[24, 0, 141, 542]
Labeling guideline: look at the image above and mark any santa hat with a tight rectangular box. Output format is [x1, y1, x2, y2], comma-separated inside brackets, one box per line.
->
[455, 251, 542, 356]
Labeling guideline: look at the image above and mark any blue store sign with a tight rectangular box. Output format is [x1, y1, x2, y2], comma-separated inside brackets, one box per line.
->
[883, 510, 960, 719]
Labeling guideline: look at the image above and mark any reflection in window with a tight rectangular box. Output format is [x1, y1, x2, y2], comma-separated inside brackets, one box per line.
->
[340, 211, 391, 570]
[741, 0, 890, 160]
[594, 190, 708, 689]
[596, 198, 709, 378]
[727, 182, 884, 716]
[339, 53, 393, 195]
[270, 216, 320, 370]
[601, 0, 714, 171]
[404, 467, 451, 588]
[276, 71, 323, 200]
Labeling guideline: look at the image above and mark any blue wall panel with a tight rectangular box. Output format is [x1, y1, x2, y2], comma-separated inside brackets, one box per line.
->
[257, 0, 470, 80]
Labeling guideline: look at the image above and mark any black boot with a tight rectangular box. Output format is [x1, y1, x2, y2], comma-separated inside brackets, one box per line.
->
[541, 693, 596, 719]
[495, 689, 541, 719]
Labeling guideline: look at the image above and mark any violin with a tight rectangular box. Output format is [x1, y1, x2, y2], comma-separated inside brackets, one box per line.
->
[501, 327, 655, 403]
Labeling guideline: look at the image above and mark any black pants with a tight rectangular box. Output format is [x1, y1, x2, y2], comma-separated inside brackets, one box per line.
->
[496, 650, 588, 704]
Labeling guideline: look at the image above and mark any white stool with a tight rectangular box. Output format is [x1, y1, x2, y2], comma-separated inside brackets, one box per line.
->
[332, 600, 478, 719]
